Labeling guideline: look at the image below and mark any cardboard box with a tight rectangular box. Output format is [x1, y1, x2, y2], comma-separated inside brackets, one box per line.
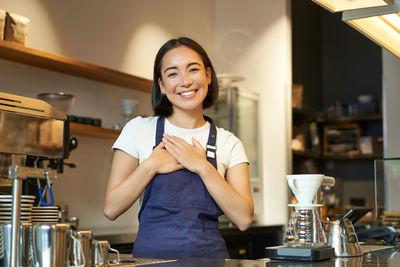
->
[0, 9, 5, 41]
[323, 123, 360, 155]
[292, 84, 303, 109]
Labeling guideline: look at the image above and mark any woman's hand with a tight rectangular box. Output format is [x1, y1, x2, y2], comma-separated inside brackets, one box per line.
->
[163, 133, 253, 230]
[148, 141, 183, 174]
[104, 142, 182, 221]
[162, 133, 210, 174]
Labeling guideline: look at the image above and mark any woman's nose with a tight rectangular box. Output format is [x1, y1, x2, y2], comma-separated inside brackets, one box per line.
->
[181, 73, 192, 86]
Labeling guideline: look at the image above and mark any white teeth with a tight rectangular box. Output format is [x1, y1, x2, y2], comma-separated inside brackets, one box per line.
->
[180, 91, 195, 96]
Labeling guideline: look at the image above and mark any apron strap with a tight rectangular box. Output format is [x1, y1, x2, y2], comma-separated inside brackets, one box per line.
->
[154, 116, 165, 147]
[204, 116, 217, 168]
[154, 116, 217, 168]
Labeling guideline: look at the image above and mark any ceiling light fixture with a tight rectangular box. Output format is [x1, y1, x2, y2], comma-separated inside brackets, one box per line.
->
[311, 0, 392, 13]
[343, 0, 400, 58]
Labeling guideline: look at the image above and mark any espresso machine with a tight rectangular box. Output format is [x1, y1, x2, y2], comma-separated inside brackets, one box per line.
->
[0, 92, 70, 267]
[266, 174, 336, 261]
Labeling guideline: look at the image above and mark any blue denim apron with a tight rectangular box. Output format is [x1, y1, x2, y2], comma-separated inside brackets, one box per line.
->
[132, 116, 229, 259]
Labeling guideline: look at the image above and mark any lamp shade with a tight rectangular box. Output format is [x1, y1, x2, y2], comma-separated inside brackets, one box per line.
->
[343, 0, 400, 58]
[312, 0, 392, 12]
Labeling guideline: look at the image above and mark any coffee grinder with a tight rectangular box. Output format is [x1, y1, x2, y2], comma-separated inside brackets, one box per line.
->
[266, 174, 336, 261]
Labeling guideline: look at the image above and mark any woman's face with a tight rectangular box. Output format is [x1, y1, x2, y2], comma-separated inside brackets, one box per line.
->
[158, 46, 211, 114]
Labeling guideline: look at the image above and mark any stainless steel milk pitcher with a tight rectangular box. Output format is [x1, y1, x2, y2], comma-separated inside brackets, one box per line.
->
[0, 222, 31, 267]
[31, 223, 71, 267]
[70, 230, 92, 267]
[91, 240, 120, 267]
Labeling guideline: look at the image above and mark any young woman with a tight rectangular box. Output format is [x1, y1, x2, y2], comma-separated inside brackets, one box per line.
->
[103, 37, 254, 259]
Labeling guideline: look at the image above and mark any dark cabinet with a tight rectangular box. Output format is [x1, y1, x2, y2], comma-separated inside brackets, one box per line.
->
[291, 111, 383, 217]
[219, 225, 283, 260]
[292, 113, 383, 161]
[107, 225, 284, 260]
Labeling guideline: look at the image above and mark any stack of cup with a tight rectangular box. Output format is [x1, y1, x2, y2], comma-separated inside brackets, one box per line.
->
[0, 222, 31, 267]
[0, 195, 35, 267]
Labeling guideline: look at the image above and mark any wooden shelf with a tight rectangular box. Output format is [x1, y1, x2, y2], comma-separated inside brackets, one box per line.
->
[292, 150, 383, 160]
[292, 108, 315, 117]
[70, 123, 120, 140]
[322, 153, 383, 160]
[316, 114, 382, 123]
[292, 150, 319, 158]
[0, 40, 152, 92]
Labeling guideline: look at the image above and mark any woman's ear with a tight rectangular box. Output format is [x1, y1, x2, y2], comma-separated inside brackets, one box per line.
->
[206, 67, 212, 85]
[158, 78, 166, 95]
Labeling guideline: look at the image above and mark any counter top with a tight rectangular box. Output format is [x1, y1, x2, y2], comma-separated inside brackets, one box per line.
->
[110, 245, 399, 266]
[263, 245, 400, 266]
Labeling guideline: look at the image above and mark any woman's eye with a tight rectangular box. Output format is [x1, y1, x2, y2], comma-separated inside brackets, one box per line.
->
[167, 72, 178, 78]
[189, 68, 200, 73]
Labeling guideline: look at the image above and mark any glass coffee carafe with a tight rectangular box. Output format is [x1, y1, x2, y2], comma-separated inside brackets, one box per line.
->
[284, 204, 327, 247]
[283, 174, 335, 248]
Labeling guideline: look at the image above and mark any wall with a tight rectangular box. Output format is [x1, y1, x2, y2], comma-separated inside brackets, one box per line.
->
[214, 0, 291, 225]
[292, 0, 382, 118]
[3, 0, 215, 80]
[382, 50, 400, 210]
[382, 51, 400, 157]
[321, 11, 382, 109]
[291, 0, 323, 111]
[1, 0, 290, 233]
[1, 0, 215, 235]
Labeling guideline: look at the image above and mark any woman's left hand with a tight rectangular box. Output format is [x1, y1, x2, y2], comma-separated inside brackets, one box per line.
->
[162, 133, 210, 174]
[163, 134, 254, 231]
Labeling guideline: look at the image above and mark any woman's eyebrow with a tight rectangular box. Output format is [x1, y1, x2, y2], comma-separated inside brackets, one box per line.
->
[187, 62, 201, 67]
[163, 62, 202, 73]
[164, 66, 177, 73]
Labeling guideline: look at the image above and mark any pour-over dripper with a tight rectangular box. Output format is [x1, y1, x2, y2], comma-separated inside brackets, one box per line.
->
[286, 174, 324, 204]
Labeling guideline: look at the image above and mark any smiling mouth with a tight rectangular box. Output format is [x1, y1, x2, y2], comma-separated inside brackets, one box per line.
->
[179, 90, 197, 96]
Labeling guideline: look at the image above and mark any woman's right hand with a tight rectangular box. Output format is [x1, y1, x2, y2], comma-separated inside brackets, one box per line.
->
[104, 142, 182, 221]
[147, 142, 183, 174]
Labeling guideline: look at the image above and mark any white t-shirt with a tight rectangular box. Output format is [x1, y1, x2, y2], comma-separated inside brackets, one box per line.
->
[112, 116, 249, 178]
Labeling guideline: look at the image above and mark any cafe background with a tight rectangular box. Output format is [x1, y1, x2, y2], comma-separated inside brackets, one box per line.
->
[0, 0, 291, 236]
[1, 0, 400, 237]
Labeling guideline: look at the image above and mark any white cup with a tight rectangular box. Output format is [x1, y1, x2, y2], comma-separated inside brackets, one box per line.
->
[286, 174, 325, 204]
[121, 99, 138, 116]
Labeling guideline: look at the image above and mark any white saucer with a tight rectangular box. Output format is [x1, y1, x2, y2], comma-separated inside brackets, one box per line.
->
[288, 203, 323, 208]
[0, 203, 32, 207]
[0, 195, 36, 199]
